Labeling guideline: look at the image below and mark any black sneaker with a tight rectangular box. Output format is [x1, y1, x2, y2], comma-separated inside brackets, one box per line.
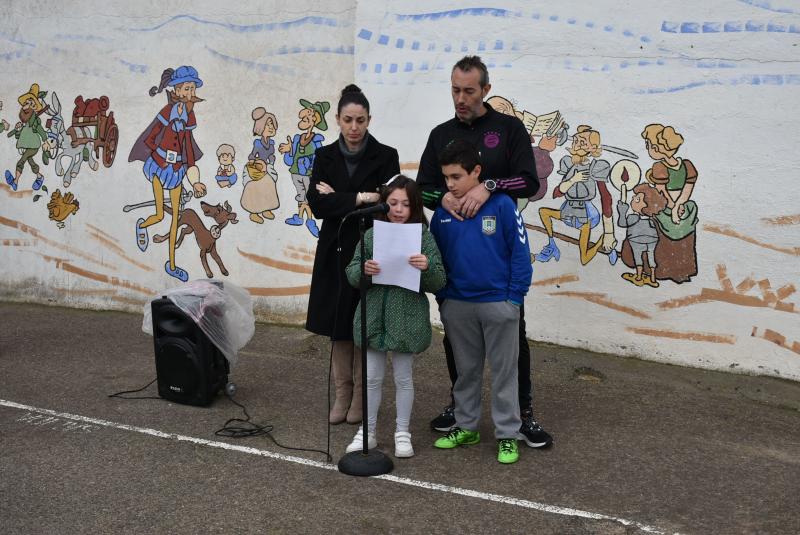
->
[519, 408, 553, 448]
[430, 403, 456, 432]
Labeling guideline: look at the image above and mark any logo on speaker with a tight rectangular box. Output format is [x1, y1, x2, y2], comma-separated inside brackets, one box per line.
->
[170, 385, 183, 392]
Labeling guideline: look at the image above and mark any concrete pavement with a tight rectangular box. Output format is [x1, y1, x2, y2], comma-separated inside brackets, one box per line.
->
[1, 301, 799, 534]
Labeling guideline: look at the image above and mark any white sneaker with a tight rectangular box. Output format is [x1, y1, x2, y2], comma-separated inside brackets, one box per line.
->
[394, 431, 414, 458]
[346, 428, 377, 453]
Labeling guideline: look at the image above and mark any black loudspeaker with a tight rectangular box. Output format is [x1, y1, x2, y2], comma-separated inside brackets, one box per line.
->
[151, 296, 229, 406]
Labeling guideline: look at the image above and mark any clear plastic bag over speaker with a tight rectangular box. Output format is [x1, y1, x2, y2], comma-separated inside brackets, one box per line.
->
[142, 279, 254, 366]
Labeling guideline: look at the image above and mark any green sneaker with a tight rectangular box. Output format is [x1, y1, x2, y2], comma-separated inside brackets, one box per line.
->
[497, 439, 519, 464]
[434, 427, 480, 449]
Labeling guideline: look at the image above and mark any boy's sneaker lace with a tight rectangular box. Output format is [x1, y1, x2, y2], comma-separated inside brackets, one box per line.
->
[497, 439, 519, 464]
[429, 403, 456, 432]
[519, 408, 553, 448]
[433, 427, 480, 449]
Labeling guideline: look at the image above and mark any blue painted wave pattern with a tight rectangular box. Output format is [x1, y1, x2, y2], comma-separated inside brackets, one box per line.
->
[634, 74, 800, 94]
[77, 68, 112, 80]
[119, 59, 148, 74]
[394, 8, 518, 21]
[357, 29, 518, 52]
[128, 14, 345, 33]
[737, 0, 800, 15]
[0, 31, 36, 48]
[662, 20, 800, 33]
[561, 57, 740, 73]
[205, 46, 338, 80]
[0, 49, 31, 62]
[54, 34, 111, 42]
[268, 45, 353, 56]
[203, 43, 353, 77]
[359, 60, 512, 75]
[386, 9, 653, 43]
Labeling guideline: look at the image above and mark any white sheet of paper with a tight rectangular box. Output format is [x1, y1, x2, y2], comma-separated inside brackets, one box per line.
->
[372, 220, 422, 292]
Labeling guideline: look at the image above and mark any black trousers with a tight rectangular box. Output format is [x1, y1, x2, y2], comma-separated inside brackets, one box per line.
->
[441, 301, 533, 410]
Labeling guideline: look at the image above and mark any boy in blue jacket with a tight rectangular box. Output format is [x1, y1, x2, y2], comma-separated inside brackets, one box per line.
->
[430, 139, 533, 464]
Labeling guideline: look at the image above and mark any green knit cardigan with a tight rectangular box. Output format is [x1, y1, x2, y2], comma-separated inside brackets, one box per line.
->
[345, 226, 445, 354]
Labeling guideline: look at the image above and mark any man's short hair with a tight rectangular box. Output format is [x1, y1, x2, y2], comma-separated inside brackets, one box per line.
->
[439, 139, 481, 173]
[452, 55, 489, 86]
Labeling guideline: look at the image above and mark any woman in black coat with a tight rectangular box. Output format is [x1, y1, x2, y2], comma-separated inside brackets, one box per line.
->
[306, 85, 400, 425]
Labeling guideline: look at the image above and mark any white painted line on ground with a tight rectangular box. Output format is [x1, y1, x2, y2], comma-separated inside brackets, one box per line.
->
[1, 399, 671, 534]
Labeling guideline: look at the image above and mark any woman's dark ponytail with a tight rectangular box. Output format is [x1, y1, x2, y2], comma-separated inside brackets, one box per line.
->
[337, 84, 370, 115]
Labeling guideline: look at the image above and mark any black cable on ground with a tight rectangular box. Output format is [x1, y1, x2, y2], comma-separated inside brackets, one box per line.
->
[107, 378, 160, 400]
[110, 379, 332, 461]
[216, 392, 332, 462]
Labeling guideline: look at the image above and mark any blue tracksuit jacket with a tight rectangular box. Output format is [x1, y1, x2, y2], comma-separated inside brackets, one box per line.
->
[430, 193, 532, 304]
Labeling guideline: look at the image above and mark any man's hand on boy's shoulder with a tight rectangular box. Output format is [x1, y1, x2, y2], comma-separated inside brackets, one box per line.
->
[441, 192, 464, 221]
[459, 183, 491, 219]
[441, 183, 491, 221]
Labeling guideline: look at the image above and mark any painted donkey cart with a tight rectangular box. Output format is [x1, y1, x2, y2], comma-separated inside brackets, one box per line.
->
[68, 95, 119, 169]
[44, 93, 120, 187]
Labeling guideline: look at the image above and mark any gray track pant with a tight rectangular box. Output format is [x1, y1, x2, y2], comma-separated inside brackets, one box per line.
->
[440, 299, 521, 439]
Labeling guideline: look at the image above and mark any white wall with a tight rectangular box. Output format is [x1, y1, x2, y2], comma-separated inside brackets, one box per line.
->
[0, 1, 798, 380]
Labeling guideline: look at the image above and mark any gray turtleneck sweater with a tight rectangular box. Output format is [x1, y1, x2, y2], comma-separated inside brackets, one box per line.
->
[338, 135, 368, 177]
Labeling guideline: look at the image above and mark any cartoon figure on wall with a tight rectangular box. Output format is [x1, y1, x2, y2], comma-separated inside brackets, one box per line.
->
[44, 93, 118, 188]
[128, 66, 208, 282]
[620, 124, 699, 283]
[4, 84, 49, 192]
[486, 95, 568, 213]
[0, 101, 9, 134]
[47, 189, 80, 229]
[240, 107, 280, 223]
[215, 144, 238, 188]
[535, 125, 622, 265]
[278, 99, 329, 238]
[152, 200, 238, 278]
[616, 178, 666, 287]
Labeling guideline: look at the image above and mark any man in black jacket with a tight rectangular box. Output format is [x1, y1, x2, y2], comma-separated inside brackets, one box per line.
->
[417, 55, 552, 449]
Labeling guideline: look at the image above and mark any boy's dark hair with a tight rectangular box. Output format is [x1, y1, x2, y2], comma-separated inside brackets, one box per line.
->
[438, 139, 481, 174]
[452, 56, 489, 86]
[376, 175, 428, 225]
[337, 84, 370, 115]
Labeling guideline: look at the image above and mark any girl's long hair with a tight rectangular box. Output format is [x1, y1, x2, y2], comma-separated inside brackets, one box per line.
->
[375, 174, 428, 225]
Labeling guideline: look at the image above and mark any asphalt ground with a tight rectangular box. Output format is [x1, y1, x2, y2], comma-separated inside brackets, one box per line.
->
[1, 301, 799, 534]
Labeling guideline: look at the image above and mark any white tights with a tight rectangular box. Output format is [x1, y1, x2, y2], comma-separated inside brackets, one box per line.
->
[366, 349, 414, 434]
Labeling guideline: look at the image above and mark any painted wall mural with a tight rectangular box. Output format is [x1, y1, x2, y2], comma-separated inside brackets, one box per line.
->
[486, 95, 701, 289]
[5, 84, 50, 192]
[0, 1, 797, 381]
[278, 98, 330, 238]
[129, 65, 209, 283]
[240, 107, 280, 224]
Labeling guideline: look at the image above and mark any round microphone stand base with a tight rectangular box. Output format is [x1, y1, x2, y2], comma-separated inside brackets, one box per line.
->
[338, 449, 394, 477]
[337, 213, 394, 478]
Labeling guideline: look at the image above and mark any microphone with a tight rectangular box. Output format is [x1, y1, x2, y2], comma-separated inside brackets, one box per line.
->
[346, 202, 389, 219]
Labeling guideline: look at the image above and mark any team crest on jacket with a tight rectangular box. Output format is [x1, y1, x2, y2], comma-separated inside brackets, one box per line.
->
[482, 216, 496, 235]
[483, 131, 500, 149]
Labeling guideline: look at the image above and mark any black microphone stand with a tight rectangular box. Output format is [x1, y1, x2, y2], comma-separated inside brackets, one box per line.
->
[338, 213, 393, 477]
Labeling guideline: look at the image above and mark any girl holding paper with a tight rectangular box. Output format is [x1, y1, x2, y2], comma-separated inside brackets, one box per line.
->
[343, 176, 446, 458]
[306, 85, 400, 425]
